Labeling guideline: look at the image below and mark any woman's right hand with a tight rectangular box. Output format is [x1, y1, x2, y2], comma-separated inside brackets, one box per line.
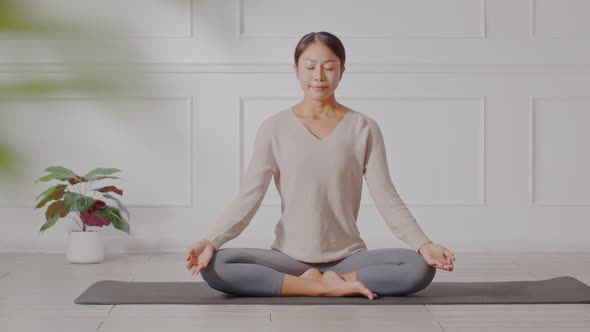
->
[185, 239, 217, 275]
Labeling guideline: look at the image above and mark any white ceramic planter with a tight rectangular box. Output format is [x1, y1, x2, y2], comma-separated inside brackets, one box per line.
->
[66, 229, 104, 264]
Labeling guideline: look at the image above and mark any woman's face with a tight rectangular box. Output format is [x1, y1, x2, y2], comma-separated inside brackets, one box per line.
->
[294, 42, 345, 102]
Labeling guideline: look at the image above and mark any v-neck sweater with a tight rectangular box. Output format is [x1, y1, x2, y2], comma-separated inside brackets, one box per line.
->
[204, 107, 432, 263]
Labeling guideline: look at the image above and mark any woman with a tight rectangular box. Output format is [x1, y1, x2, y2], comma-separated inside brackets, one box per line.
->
[186, 31, 455, 300]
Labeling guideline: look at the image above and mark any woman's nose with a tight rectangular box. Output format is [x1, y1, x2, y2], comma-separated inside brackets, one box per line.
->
[313, 68, 324, 80]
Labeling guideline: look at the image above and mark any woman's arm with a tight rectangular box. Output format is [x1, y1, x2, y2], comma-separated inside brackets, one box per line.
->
[203, 118, 278, 249]
[362, 118, 432, 253]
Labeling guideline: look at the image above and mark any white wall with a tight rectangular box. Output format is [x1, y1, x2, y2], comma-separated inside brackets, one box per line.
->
[1, 0, 589, 253]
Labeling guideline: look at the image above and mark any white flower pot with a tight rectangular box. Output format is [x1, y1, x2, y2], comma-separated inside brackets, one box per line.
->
[66, 229, 104, 264]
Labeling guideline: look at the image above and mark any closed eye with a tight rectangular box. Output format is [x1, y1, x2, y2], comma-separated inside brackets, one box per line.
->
[307, 67, 334, 71]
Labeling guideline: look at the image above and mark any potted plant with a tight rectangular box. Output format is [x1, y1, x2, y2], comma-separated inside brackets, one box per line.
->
[33, 166, 131, 264]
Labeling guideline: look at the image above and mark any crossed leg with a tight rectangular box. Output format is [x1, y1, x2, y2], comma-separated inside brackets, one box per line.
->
[200, 247, 435, 297]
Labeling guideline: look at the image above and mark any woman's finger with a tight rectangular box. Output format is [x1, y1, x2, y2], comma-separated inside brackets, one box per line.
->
[432, 259, 443, 268]
[446, 250, 456, 261]
[441, 254, 453, 270]
[186, 249, 194, 260]
[429, 256, 442, 268]
[436, 256, 450, 269]
[443, 251, 452, 265]
[186, 258, 196, 267]
[444, 250, 455, 262]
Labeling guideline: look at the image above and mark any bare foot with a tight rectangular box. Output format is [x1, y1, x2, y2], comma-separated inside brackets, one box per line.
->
[339, 270, 356, 282]
[299, 268, 323, 280]
[319, 271, 378, 300]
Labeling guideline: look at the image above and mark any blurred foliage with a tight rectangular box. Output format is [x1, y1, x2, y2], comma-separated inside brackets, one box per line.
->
[0, 143, 21, 176]
[0, 0, 148, 179]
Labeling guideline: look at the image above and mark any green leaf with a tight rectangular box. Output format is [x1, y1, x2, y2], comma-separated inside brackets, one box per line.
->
[39, 213, 60, 232]
[103, 193, 130, 221]
[83, 168, 120, 181]
[63, 192, 95, 212]
[86, 175, 120, 182]
[34, 185, 67, 209]
[35, 173, 61, 183]
[35, 183, 68, 202]
[99, 206, 129, 235]
[45, 166, 79, 176]
[34, 166, 79, 183]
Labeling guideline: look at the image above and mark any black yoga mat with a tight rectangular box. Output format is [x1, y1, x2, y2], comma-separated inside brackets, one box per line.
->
[74, 276, 590, 305]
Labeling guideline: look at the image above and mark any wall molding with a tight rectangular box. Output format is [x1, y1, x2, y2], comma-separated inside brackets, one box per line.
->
[0, 0, 194, 40]
[0, 96, 194, 209]
[2, 62, 590, 74]
[530, 0, 590, 40]
[529, 96, 590, 206]
[238, 0, 487, 39]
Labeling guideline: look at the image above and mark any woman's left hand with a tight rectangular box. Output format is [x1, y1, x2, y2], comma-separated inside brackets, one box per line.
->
[418, 242, 455, 271]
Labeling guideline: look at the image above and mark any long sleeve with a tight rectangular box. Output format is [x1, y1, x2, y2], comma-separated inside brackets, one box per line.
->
[204, 118, 277, 250]
[363, 119, 432, 252]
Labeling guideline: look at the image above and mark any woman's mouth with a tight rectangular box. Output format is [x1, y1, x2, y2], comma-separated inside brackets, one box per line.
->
[311, 86, 327, 92]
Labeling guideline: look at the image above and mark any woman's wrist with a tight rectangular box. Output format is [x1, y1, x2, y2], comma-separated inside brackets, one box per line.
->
[418, 241, 433, 254]
[207, 239, 218, 250]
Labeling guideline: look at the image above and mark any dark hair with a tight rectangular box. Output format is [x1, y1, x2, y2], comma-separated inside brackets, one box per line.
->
[294, 31, 346, 69]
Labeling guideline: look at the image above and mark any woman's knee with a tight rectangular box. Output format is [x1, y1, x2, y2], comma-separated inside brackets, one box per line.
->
[199, 248, 285, 297]
[360, 249, 436, 296]
[199, 249, 228, 291]
[403, 249, 436, 294]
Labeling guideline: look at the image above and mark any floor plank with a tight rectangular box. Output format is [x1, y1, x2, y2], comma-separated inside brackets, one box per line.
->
[0, 252, 588, 332]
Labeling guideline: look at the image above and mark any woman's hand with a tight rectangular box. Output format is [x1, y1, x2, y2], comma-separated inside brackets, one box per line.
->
[418, 242, 455, 272]
[185, 239, 217, 275]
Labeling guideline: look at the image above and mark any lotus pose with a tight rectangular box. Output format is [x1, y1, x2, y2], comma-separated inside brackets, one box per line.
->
[186, 31, 455, 300]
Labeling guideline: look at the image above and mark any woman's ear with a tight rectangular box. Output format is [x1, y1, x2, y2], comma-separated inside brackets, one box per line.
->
[339, 66, 346, 81]
[293, 64, 299, 79]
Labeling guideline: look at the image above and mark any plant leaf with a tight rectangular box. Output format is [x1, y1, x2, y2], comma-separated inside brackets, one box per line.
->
[99, 206, 129, 235]
[103, 193, 130, 221]
[63, 192, 95, 212]
[35, 173, 61, 183]
[80, 210, 111, 227]
[34, 166, 79, 183]
[86, 200, 106, 212]
[39, 213, 60, 232]
[92, 185, 123, 196]
[44, 166, 79, 177]
[45, 200, 68, 221]
[85, 175, 120, 182]
[67, 177, 86, 185]
[34, 183, 68, 202]
[34, 186, 67, 209]
[83, 168, 120, 181]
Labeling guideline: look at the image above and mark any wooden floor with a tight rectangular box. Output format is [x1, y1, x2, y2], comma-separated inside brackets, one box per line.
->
[1, 252, 589, 331]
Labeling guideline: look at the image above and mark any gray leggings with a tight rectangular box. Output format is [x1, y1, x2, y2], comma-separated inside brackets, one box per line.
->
[200, 247, 436, 297]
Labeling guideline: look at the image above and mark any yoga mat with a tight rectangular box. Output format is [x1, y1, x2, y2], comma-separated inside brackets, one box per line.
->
[74, 276, 590, 305]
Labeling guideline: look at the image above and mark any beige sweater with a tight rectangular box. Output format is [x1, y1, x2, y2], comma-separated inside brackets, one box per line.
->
[204, 107, 432, 263]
